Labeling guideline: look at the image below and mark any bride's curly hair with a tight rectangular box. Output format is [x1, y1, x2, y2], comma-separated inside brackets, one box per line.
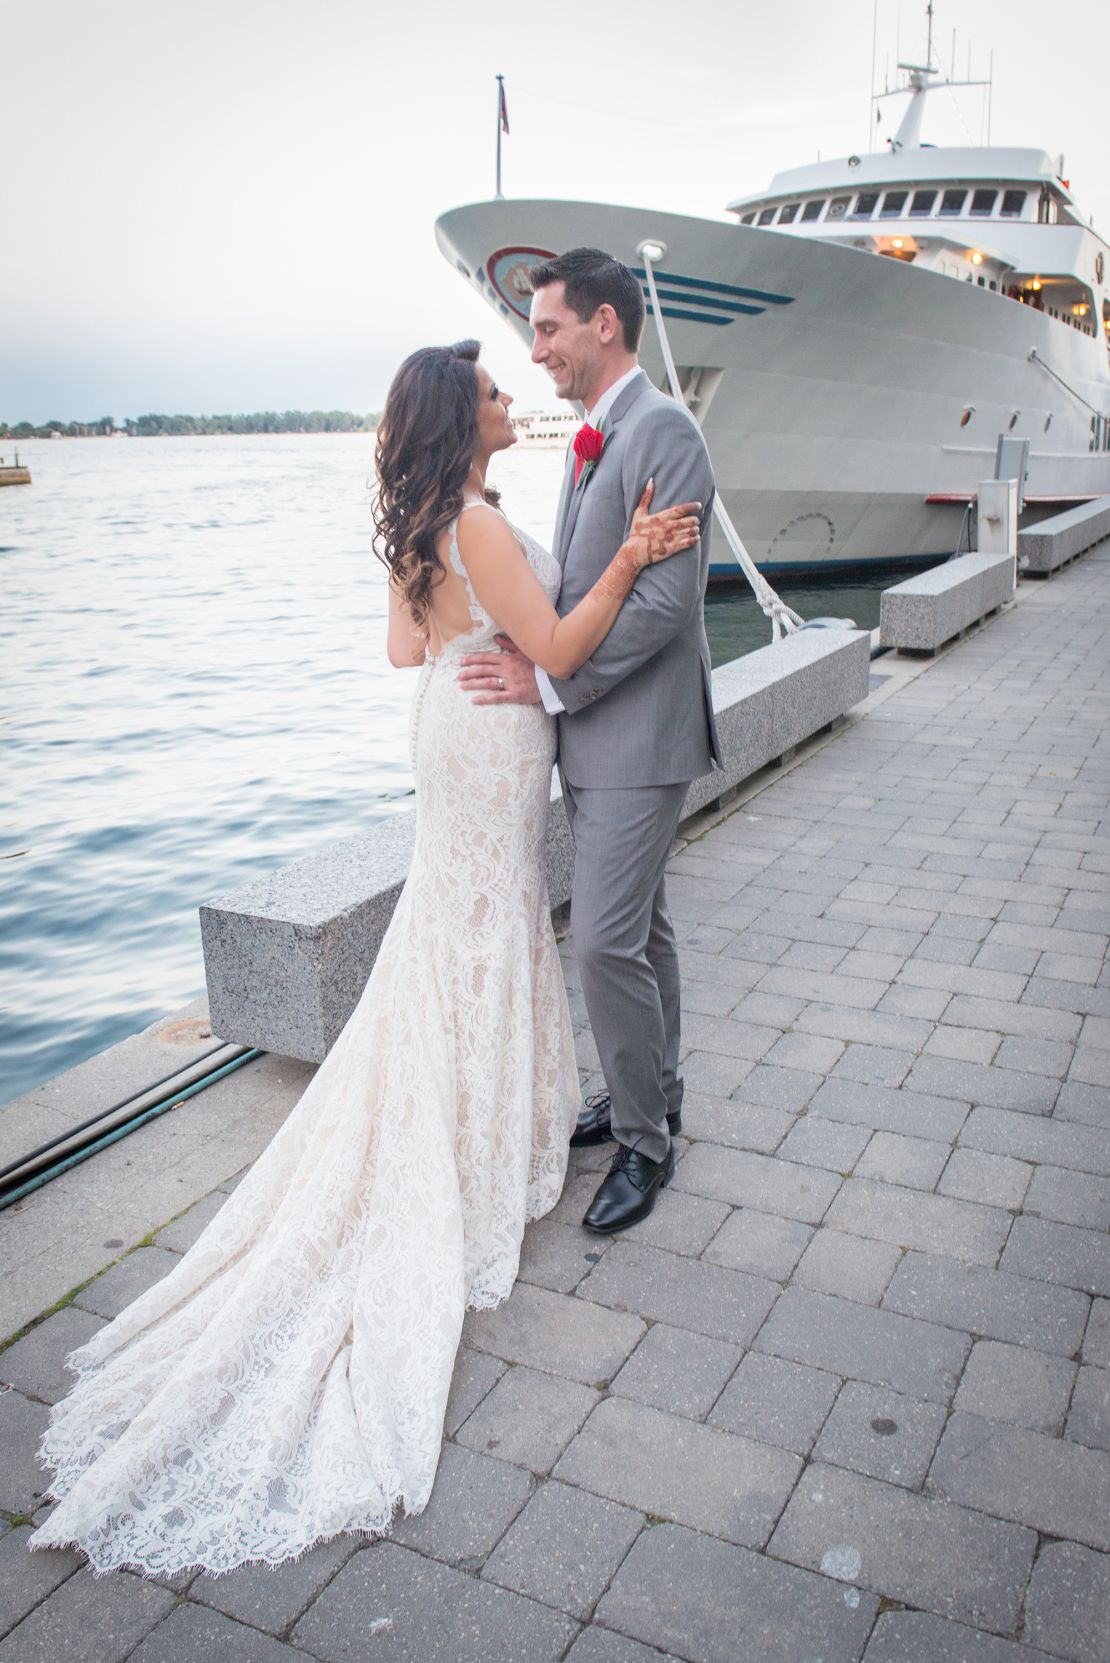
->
[373, 338, 499, 634]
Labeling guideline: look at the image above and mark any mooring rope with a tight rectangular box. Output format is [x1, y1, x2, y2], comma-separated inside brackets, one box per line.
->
[1028, 347, 1109, 420]
[637, 239, 805, 641]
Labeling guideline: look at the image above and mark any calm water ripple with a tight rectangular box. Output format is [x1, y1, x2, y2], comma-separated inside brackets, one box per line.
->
[2, 434, 920, 1111]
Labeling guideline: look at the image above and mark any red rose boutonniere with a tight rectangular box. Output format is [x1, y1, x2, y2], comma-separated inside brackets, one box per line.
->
[573, 421, 605, 489]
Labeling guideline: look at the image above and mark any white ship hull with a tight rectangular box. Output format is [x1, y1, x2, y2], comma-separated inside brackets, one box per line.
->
[436, 199, 1110, 573]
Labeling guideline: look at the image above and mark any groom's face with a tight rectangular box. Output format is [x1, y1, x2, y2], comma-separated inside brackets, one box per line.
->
[529, 281, 603, 405]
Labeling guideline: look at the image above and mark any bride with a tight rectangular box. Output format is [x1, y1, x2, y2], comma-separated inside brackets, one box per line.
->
[28, 338, 699, 1576]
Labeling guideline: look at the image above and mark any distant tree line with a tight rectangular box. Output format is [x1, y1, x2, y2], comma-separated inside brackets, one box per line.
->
[0, 411, 380, 439]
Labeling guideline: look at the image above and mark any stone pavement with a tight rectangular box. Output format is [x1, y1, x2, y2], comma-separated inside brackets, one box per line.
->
[1, 544, 1108, 1662]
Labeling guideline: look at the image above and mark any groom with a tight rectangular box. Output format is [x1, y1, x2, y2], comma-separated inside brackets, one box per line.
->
[460, 246, 720, 1232]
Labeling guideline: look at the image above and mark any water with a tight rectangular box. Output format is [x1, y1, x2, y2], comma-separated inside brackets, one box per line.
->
[2, 435, 916, 1108]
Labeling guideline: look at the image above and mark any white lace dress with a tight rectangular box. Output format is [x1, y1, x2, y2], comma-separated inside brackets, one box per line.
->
[30, 517, 580, 1576]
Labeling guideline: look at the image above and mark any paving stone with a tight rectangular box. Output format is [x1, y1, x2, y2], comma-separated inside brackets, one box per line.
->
[809, 1078, 969, 1141]
[483, 1479, 644, 1620]
[153, 1190, 228, 1253]
[973, 942, 1041, 975]
[596, 1520, 877, 1663]
[776, 1115, 872, 1175]
[678, 1093, 792, 1154]
[862, 1609, 1059, 1662]
[1069, 1044, 1110, 1087]
[961, 1103, 1110, 1175]
[936, 1148, 1031, 1210]
[610, 1186, 729, 1258]
[0, 1307, 104, 1404]
[1054, 1079, 1110, 1128]
[708, 1352, 839, 1454]
[563, 1632, 670, 1663]
[791, 1228, 902, 1305]
[905, 1054, 1059, 1114]
[942, 993, 1082, 1042]
[930, 1410, 1110, 1549]
[701, 1208, 812, 1281]
[189, 1534, 356, 1636]
[768, 1461, 1036, 1633]
[0, 1567, 174, 1663]
[795, 1003, 934, 1052]
[813, 1379, 946, 1489]
[291, 1541, 576, 1662]
[777, 939, 850, 973]
[463, 1282, 645, 1387]
[954, 1339, 1076, 1434]
[516, 1219, 612, 1293]
[831, 1043, 915, 1088]
[388, 1442, 531, 1568]
[1065, 1363, 1110, 1452]
[680, 1050, 754, 1098]
[127, 1602, 306, 1661]
[761, 1031, 846, 1074]
[826, 1178, 1010, 1266]
[675, 1144, 841, 1223]
[877, 983, 953, 1020]
[729, 990, 808, 1029]
[608, 1322, 740, 1421]
[456, 1365, 600, 1474]
[553, 1396, 801, 1549]
[736, 1063, 824, 1113]
[0, 1525, 82, 1643]
[1026, 1164, 1110, 1229]
[442, 1346, 506, 1437]
[681, 1014, 781, 1062]
[854, 1132, 951, 1191]
[578, 1240, 778, 1347]
[0, 1388, 51, 1514]
[1084, 1299, 1110, 1365]
[994, 1035, 1075, 1077]
[72, 1247, 179, 1320]
[883, 1248, 1089, 1354]
[1001, 1214, 1110, 1296]
[1023, 1538, 1110, 1663]
[923, 1024, 1001, 1065]
[753, 1286, 968, 1403]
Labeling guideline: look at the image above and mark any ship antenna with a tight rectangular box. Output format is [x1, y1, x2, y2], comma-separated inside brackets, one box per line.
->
[926, 0, 934, 66]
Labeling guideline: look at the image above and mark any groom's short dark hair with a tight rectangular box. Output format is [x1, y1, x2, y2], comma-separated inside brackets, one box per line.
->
[529, 247, 645, 353]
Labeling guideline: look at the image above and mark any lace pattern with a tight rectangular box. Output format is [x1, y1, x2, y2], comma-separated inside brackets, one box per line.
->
[30, 519, 580, 1575]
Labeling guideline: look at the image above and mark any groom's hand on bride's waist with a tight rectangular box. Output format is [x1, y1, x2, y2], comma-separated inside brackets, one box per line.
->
[458, 636, 543, 705]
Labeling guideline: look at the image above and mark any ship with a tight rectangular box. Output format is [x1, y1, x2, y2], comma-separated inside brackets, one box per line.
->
[436, 30, 1110, 574]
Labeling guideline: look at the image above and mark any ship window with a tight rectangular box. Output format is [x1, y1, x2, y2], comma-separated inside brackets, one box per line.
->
[827, 197, 850, 220]
[880, 190, 908, 217]
[778, 203, 798, 224]
[909, 189, 937, 216]
[939, 189, 967, 216]
[1000, 190, 1027, 217]
[801, 199, 826, 221]
[758, 208, 776, 225]
[970, 189, 997, 216]
[740, 213, 756, 224]
[853, 192, 879, 218]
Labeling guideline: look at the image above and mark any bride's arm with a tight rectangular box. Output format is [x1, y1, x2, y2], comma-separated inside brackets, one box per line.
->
[456, 488, 698, 682]
[386, 578, 426, 667]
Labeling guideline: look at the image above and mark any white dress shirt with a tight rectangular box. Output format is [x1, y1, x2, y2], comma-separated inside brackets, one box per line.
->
[535, 365, 642, 715]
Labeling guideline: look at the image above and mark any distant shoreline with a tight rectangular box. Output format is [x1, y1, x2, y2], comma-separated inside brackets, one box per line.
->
[2, 411, 381, 441]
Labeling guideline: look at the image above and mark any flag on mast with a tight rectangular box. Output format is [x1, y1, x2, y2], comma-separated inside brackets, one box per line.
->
[499, 80, 510, 134]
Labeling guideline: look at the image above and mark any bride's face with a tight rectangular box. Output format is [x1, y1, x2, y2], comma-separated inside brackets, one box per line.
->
[474, 364, 516, 458]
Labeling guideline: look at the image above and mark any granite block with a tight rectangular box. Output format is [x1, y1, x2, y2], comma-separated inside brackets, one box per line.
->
[455, 1365, 600, 1473]
[813, 1380, 946, 1488]
[609, 1322, 741, 1420]
[482, 1480, 644, 1620]
[708, 1352, 839, 1454]
[1023, 1538, 1110, 1663]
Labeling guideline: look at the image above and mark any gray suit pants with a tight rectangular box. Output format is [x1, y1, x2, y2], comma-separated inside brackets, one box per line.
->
[561, 777, 691, 1166]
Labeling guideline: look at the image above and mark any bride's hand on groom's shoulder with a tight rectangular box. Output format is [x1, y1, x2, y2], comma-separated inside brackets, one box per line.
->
[458, 636, 543, 705]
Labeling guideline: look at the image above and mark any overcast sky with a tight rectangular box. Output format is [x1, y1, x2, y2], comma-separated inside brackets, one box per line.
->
[3, 0, 1105, 424]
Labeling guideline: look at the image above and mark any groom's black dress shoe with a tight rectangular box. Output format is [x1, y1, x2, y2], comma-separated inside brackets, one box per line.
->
[570, 1093, 682, 1148]
[582, 1143, 676, 1234]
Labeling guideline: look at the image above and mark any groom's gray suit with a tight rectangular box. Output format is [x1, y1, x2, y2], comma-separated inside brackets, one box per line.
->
[548, 370, 722, 1165]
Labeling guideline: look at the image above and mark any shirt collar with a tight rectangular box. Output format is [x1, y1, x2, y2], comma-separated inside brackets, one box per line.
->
[585, 364, 640, 430]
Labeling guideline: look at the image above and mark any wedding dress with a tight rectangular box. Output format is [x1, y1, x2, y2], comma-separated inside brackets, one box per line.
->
[30, 515, 580, 1576]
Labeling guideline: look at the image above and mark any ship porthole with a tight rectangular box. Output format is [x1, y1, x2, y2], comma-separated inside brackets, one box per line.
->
[1009, 410, 1021, 430]
[1045, 413, 1053, 432]
[960, 406, 974, 427]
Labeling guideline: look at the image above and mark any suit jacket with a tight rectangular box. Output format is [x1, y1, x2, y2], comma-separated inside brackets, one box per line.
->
[548, 369, 723, 788]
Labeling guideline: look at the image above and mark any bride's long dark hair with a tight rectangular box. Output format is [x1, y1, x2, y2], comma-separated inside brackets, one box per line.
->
[373, 338, 498, 634]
